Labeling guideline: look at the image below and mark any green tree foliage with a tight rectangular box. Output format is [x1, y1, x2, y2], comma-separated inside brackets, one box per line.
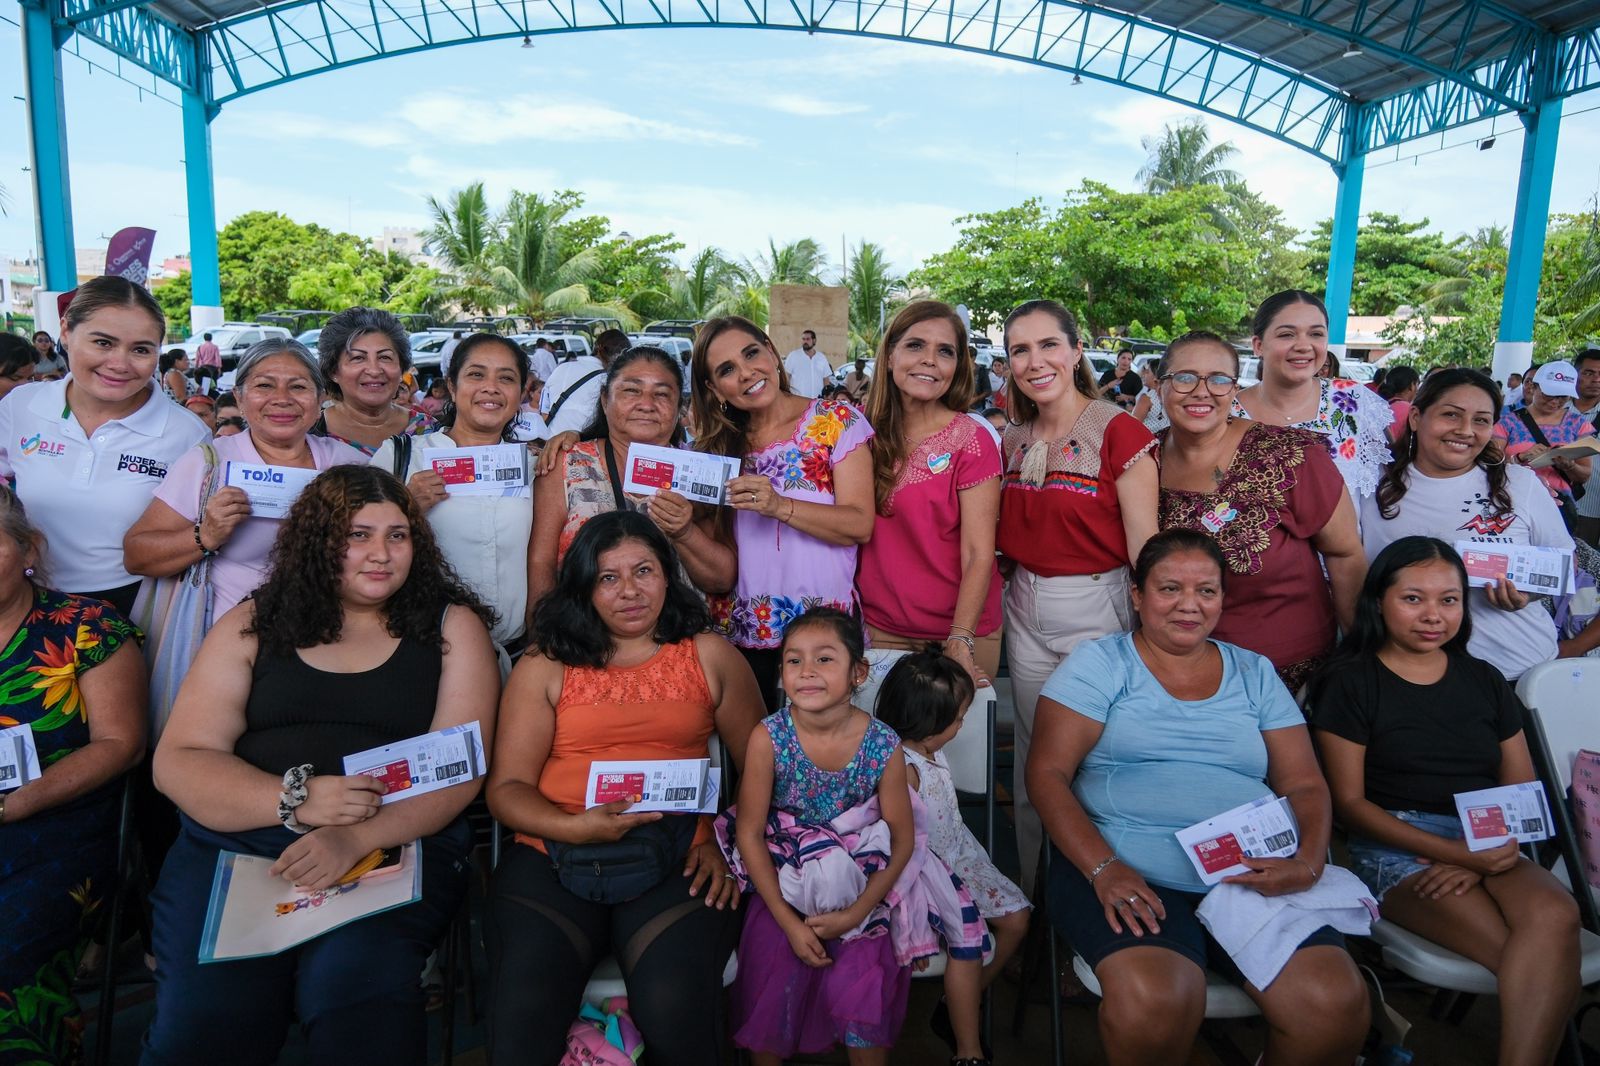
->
[215, 210, 360, 320]
[909, 181, 1251, 338]
[844, 240, 904, 358]
[423, 182, 502, 315]
[153, 270, 193, 335]
[1300, 211, 1463, 315]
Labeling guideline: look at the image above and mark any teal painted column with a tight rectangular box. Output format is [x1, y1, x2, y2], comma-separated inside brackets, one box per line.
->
[182, 87, 224, 334]
[1324, 116, 1366, 358]
[1494, 92, 1563, 384]
[19, 0, 76, 318]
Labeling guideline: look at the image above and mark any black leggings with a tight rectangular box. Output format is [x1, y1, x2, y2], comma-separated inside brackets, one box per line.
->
[486, 842, 739, 1066]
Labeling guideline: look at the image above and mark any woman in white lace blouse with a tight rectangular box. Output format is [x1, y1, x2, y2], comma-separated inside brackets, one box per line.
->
[1233, 290, 1393, 502]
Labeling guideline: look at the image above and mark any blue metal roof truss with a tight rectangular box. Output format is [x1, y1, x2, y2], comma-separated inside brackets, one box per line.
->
[40, 0, 1600, 163]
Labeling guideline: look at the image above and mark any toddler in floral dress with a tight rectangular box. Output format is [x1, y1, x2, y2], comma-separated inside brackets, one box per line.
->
[877, 650, 1031, 1065]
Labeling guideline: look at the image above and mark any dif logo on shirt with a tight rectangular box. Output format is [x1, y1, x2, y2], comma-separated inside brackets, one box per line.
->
[19, 434, 66, 458]
[117, 453, 169, 478]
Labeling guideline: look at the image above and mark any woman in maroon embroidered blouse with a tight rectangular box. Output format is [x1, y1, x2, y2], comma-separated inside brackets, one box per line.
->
[1154, 331, 1366, 692]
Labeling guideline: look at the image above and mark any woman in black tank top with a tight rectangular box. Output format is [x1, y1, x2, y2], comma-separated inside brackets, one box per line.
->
[143, 465, 499, 1066]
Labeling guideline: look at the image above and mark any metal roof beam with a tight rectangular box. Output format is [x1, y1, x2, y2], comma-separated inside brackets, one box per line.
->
[65, 0, 200, 88]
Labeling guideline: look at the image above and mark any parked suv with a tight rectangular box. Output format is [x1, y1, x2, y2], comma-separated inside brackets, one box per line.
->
[173, 323, 292, 368]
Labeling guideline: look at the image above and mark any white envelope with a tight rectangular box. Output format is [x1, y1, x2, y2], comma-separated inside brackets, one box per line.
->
[1454, 781, 1554, 851]
[342, 722, 486, 805]
[426, 443, 529, 496]
[1174, 795, 1300, 886]
[224, 461, 320, 519]
[0, 722, 42, 793]
[622, 442, 741, 506]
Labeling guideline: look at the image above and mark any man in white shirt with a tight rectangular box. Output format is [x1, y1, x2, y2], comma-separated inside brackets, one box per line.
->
[783, 330, 833, 398]
[540, 329, 629, 436]
[529, 338, 559, 387]
[1570, 348, 1600, 546]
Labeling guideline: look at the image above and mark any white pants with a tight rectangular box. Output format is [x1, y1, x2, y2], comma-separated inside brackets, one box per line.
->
[1004, 565, 1134, 892]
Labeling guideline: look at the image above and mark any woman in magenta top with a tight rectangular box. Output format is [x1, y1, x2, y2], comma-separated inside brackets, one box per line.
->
[857, 300, 1002, 684]
[688, 316, 875, 712]
[999, 299, 1159, 889]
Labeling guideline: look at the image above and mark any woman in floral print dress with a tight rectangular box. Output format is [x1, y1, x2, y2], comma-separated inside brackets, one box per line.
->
[0, 490, 145, 1066]
[1233, 289, 1393, 503]
[688, 317, 875, 711]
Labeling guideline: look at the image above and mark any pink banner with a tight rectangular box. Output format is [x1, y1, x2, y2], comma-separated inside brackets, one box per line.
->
[104, 227, 157, 287]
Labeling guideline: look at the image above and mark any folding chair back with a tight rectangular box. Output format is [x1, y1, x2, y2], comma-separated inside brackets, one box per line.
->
[1517, 658, 1600, 794]
[943, 687, 996, 795]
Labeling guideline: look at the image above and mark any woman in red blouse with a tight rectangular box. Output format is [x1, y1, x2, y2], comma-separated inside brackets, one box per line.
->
[857, 300, 1003, 686]
[999, 299, 1159, 888]
[1155, 331, 1366, 692]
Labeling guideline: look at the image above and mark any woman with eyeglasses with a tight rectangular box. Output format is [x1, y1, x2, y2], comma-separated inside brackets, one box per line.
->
[1155, 331, 1366, 692]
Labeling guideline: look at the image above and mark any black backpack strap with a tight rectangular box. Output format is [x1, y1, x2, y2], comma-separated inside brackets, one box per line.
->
[1518, 407, 1553, 448]
[547, 369, 606, 422]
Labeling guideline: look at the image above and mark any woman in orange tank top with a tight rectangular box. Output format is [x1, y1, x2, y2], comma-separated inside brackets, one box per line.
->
[486, 510, 763, 1066]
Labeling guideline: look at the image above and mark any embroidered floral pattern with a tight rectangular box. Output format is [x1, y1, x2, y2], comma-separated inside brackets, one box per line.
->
[885, 416, 994, 512]
[1233, 378, 1391, 499]
[748, 399, 864, 495]
[714, 593, 854, 646]
[1158, 423, 1319, 577]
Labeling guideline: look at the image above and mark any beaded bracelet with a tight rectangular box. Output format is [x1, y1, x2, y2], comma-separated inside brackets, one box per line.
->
[194, 522, 218, 559]
[278, 763, 315, 835]
[1088, 855, 1121, 883]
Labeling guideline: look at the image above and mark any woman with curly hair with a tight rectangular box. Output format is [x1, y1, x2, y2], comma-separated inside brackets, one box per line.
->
[687, 316, 874, 710]
[142, 465, 499, 1066]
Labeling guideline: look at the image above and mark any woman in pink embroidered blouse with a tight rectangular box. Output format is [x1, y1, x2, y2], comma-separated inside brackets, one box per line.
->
[857, 301, 1002, 685]
[689, 317, 875, 711]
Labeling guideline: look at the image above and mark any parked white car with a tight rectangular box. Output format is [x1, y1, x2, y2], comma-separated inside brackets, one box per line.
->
[172, 323, 292, 368]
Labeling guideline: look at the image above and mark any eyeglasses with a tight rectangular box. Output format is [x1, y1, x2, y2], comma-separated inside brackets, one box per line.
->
[1160, 371, 1239, 394]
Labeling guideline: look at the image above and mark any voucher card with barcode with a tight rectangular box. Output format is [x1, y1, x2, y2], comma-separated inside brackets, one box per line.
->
[1454, 781, 1553, 851]
[584, 758, 720, 813]
[427, 444, 529, 496]
[623, 443, 741, 506]
[0, 722, 42, 793]
[1174, 795, 1300, 885]
[1455, 541, 1571, 596]
[342, 722, 485, 805]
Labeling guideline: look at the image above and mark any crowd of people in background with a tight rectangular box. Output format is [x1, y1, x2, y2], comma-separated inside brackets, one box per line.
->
[1, 274, 1597, 1066]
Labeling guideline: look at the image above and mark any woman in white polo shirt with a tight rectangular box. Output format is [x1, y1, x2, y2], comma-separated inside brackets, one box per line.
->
[0, 277, 209, 615]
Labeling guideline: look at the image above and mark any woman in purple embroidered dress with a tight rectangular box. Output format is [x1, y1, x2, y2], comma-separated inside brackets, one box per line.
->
[688, 317, 875, 711]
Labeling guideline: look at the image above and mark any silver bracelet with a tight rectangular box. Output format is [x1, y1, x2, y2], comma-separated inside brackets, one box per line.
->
[945, 633, 976, 655]
[1088, 855, 1121, 883]
[277, 763, 315, 835]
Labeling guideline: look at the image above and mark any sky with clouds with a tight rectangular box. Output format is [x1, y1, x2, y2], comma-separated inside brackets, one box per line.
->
[2, 20, 1599, 278]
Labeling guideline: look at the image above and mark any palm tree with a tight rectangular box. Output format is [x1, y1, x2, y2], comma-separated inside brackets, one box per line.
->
[710, 238, 829, 327]
[1137, 119, 1242, 193]
[1422, 226, 1507, 312]
[844, 240, 903, 358]
[490, 193, 637, 328]
[423, 181, 502, 315]
[1568, 211, 1600, 334]
[662, 246, 740, 320]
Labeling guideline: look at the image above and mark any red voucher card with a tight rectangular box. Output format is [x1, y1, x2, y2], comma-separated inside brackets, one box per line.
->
[1466, 805, 1509, 839]
[431, 456, 477, 485]
[360, 759, 414, 795]
[628, 456, 675, 490]
[593, 772, 647, 804]
[1192, 834, 1245, 874]
[1461, 550, 1509, 583]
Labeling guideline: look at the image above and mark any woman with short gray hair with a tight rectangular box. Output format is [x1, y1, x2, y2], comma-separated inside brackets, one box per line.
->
[311, 306, 436, 455]
[125, 337, 366, 617]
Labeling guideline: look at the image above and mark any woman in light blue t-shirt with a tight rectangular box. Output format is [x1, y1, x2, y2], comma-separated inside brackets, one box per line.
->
[1025, 528, 1368, 1065]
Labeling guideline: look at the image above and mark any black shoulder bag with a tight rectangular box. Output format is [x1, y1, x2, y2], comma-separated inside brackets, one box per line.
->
[544, 814, 697, 903]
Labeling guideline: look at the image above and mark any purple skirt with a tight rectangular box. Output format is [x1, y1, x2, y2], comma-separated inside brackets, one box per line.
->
[731, 894, 911, 1054]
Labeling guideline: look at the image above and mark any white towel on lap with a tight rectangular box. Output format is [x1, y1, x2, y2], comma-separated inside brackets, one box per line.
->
[1196, 865, 1378, 989]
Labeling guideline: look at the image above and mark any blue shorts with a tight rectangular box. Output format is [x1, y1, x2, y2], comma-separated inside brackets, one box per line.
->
[1046, 845, 1345, 985]
[1346, 810, 1464, 902]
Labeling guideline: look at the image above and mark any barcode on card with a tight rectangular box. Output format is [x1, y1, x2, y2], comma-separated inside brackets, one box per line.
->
[690, 482, 716, 498]
[1262, 830, 1296, 851]
[0, 765, 14, 782]
[1521, 818, 1546, 835]
[493, 467, 519, 481]
[433, 761, 468, 781]
[664, 786, 695, 801]
[1529, 573, 1557, 588]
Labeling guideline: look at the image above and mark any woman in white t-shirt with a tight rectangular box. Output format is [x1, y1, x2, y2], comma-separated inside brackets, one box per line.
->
[1360, 367, 1597, 680]
[372, 333, 536, 660]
